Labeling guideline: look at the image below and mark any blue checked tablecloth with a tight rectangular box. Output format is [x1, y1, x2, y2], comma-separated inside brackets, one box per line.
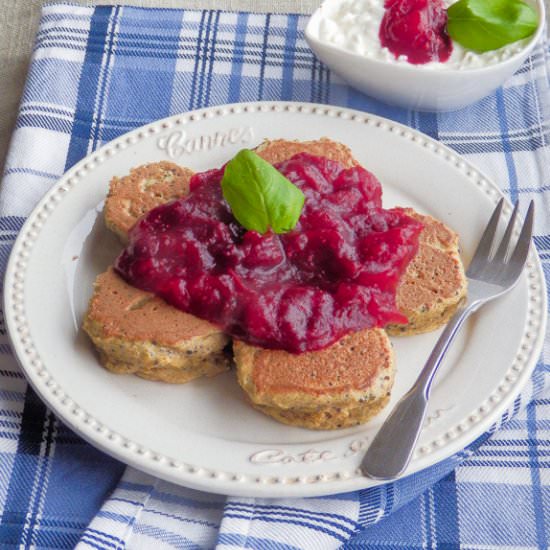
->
[0, 3, 549, 549]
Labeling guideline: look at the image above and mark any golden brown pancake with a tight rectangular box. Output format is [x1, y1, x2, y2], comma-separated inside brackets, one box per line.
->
[83, 269, 230, 383]
[255, 137, 358, 168]
[234, 329, 394, 430]
[386, 209, 467, 335]
[255, 140, 467, 336]
[104, 161, 194, 243]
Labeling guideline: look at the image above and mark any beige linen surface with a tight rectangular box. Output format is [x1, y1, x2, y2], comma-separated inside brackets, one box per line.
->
[0, 0, 320, 176]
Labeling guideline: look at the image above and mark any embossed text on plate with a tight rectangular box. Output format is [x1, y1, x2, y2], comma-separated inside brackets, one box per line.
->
[158, 127, 254, 158]
[249, 437, 371, 465]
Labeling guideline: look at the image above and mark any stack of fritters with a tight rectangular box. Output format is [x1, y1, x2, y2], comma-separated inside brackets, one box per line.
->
[83, 139, 467, 429]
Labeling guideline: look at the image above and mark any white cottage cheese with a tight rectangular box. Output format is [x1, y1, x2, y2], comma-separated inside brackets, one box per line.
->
[315, 0, 530, 70]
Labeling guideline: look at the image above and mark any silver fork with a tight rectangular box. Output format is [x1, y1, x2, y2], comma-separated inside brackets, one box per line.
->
[361, 198, 534, 480]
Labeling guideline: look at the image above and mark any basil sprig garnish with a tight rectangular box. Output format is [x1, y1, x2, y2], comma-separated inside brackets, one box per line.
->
[447, 0, 538, 53]
[221, 149, 305, 234]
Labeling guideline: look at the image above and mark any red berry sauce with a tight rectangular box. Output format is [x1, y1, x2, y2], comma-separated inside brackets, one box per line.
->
[379, 0, 452, 65]
[115, 153, 423, 353]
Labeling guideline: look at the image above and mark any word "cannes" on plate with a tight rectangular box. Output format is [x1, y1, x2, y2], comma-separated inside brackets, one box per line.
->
[157, 127, 254, 158]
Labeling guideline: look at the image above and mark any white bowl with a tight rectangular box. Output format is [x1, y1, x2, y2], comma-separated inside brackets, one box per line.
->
[305, 0, 545, 112]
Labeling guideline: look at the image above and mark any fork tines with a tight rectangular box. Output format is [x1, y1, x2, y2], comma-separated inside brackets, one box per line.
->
[467, 198, 534, 281]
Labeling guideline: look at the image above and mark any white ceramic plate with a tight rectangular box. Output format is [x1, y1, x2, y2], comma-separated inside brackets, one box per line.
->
[4, 102, 546, 497]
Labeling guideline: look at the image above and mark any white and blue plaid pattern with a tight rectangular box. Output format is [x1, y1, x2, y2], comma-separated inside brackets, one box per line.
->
[0, 4, 548, 549]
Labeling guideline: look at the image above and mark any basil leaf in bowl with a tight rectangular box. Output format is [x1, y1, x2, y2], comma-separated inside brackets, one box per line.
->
[447, 0, 538, 53]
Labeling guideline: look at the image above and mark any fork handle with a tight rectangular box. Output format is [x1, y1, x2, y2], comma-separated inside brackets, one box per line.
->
[361, 299, 478, 480]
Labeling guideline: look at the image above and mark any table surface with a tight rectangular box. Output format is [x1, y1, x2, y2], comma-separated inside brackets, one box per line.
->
[0, 0, 320, 176]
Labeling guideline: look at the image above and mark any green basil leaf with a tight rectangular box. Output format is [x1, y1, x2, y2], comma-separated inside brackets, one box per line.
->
[221, 149, 305, 234]
[447, 0, 538, 53]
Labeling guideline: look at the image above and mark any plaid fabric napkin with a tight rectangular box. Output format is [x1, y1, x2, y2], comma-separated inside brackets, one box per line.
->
[0, 4, 549, 549]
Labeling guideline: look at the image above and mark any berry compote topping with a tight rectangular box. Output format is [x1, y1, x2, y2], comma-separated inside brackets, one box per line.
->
[379, 0, 453, 65]
[115, 153, 423, 353]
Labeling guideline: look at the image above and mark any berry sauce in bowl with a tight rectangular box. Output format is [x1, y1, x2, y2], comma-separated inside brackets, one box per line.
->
[379, 0, 452, 65]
